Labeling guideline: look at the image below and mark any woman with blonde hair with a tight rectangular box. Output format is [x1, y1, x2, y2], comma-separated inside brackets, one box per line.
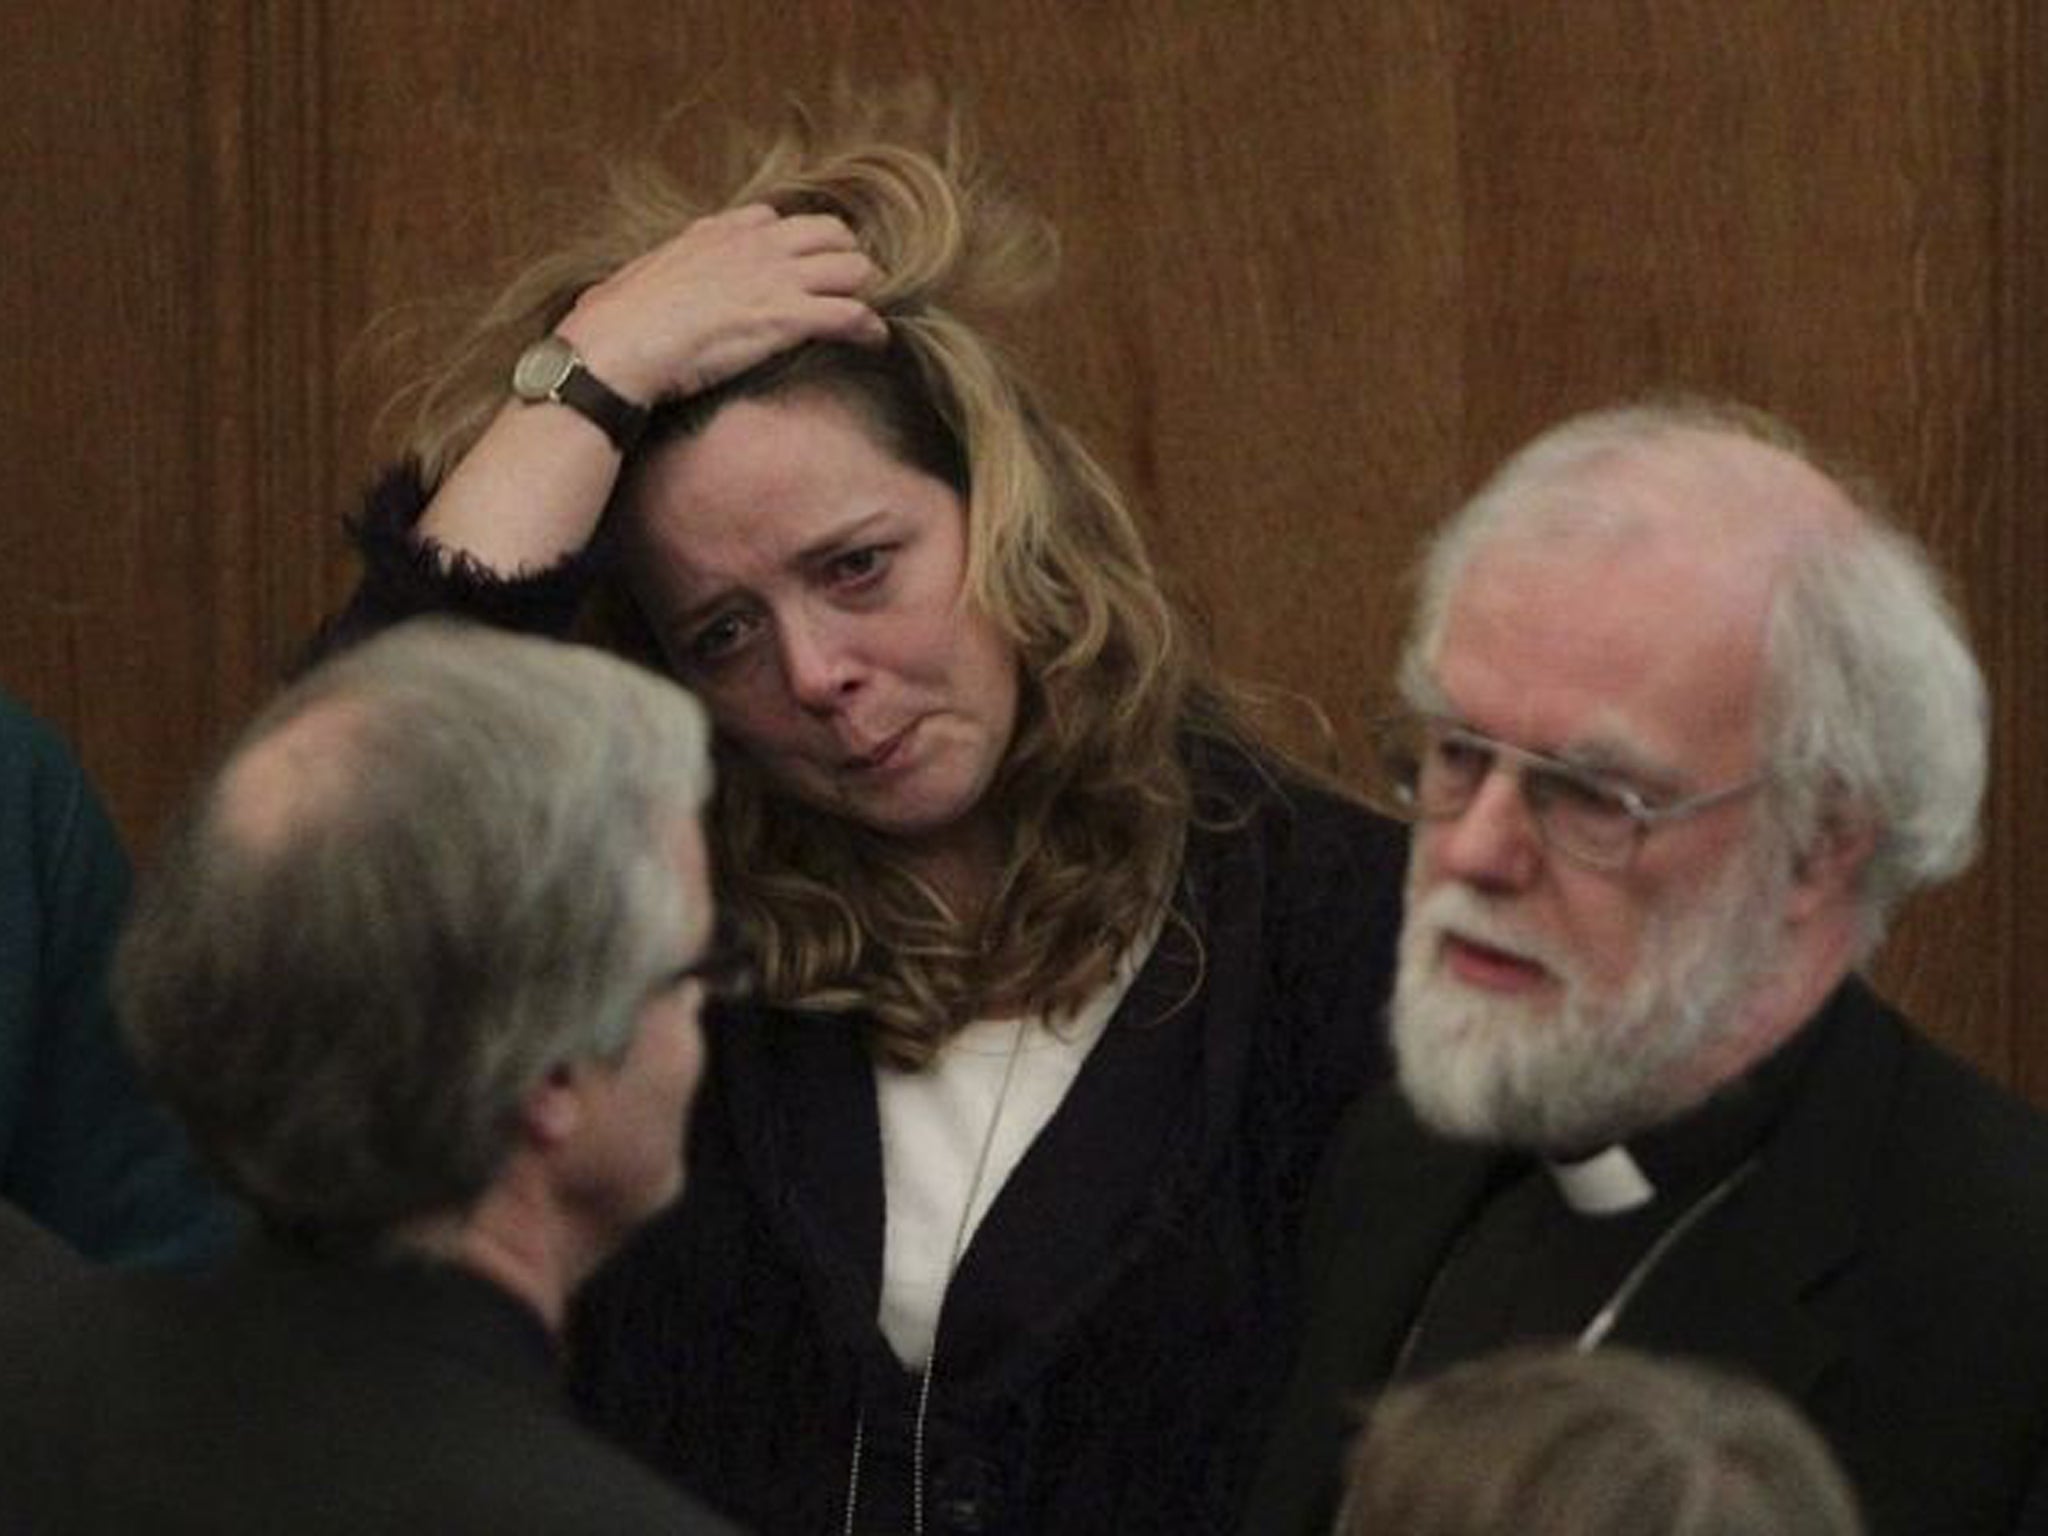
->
[324, 91, 1404, 1534]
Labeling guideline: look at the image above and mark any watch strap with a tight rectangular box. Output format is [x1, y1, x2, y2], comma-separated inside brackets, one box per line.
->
[552, 359, 648, 454]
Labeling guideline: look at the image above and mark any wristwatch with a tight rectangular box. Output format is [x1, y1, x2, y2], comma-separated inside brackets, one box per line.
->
[510, 335, 648, 454]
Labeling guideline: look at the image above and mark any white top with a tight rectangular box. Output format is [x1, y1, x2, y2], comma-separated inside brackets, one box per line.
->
[874, 936, 1156, 1367]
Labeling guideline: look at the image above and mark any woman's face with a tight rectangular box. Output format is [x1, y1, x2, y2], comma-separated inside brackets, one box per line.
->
[628, 391, 1021, 885]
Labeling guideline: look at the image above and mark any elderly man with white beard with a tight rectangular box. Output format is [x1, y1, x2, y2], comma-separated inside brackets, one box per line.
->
[1241, 400, 2048, 1536]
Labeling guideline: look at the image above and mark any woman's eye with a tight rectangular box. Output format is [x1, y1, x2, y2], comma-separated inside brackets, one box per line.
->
[685, 611, 754, 666]
[825, 545, 892, 587]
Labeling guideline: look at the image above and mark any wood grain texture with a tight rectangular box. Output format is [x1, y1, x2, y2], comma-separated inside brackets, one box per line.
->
[0, 0, 214, 836]
[1, 0, 2041, 1098]
[1428, 0, 2012, 1069]
[1996, 0, 2048, 1100]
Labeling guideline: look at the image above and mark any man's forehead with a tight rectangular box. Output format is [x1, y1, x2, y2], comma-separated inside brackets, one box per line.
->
[1435, 525, 1771, 775]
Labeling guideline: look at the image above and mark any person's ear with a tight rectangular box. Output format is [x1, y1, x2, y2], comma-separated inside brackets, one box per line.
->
[1785, 802, 1877, 923]
[519, 1062, 586, 1149]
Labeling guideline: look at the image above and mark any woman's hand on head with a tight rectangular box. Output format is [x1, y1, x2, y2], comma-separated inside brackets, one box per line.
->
[558, 205, 889, 405]
[410, 207, 884, 577]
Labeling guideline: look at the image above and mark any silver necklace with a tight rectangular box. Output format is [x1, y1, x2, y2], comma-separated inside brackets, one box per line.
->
[1392, 1152, 1762, 1378]
[1574, 1154, 1758, 1349]
[842, 1015, 1032, 1536]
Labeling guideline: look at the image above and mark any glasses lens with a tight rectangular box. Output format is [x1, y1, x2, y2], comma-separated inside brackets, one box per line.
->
[1415, 724, 1491, 816]
[1371, 717, 1426, 815]
[1372, 717, 1497, 822]
[1522, 766, 1638, 867]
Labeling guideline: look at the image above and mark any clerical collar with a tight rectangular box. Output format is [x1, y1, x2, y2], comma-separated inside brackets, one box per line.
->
[1543, 1014, 1830, 1219]
[1549, 1146, 1655, 1215]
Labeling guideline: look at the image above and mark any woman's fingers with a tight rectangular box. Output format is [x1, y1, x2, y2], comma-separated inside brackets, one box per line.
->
[567, 208, 889, 399]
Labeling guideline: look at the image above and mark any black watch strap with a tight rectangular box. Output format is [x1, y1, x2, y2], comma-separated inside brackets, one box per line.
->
[554, 361, 648, 454]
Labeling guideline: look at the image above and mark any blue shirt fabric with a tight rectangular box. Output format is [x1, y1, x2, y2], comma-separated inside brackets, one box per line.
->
[0, 689, 240, 1267]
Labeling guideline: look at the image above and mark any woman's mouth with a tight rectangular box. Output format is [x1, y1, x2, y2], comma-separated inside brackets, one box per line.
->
[844, 720, 918, 776]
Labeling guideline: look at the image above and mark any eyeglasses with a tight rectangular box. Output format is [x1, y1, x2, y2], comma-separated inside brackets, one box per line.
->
[1367, 712, 1768, 871]
[671, 917, 757, 1003]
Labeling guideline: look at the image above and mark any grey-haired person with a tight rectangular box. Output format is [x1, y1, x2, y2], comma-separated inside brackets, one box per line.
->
[0, 620, 738, 1535]
[1246, 400, 2048, 1536]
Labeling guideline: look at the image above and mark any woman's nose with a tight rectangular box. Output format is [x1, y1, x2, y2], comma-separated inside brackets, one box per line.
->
[776, 609, 863, 713]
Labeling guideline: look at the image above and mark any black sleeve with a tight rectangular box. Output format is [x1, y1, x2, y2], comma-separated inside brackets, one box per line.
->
[1241, 761, 1407, 1119]
[304, 461, 610, 665]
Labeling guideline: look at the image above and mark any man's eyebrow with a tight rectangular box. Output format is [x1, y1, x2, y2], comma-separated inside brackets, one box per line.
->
[1551, 733, 1685, 794]
[1434, 716, 1678, 792]
[1411, 675, 1691, 795]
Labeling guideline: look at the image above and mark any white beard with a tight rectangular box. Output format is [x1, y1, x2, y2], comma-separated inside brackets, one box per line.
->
[1392, 838, 1791, 1154]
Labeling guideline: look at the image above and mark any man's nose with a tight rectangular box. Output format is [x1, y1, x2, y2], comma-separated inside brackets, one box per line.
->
[1425, 764, 1543, 892]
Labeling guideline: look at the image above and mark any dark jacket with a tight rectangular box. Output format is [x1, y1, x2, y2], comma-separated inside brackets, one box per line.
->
[571, 745, 1405, 1534]
[0, 1237, 738, 1535]
[1243, 980, 2048, 1536]
[0, 689, 240, 1268]
[0, 1193, 80, 1290]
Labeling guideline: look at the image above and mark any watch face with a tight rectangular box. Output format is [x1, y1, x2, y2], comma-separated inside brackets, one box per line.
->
[512, 335, 577, 400]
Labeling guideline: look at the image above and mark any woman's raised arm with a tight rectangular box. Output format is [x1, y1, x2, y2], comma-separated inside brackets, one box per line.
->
[416, 205, 887, 573]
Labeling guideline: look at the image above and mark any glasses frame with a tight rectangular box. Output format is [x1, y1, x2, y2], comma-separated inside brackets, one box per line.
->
[672, 917, 757, 1004]
[1369, 712, 1770, 871]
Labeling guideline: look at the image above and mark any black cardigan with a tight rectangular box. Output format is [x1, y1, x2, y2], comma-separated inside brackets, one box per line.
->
[571, 747, 1404, 1534]
[328, 466, 1409, 1534]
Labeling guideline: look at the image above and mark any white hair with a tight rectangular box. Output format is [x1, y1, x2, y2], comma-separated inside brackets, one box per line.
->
[1401, 398, 1987, 953]
[1760, 514, 1985, 949]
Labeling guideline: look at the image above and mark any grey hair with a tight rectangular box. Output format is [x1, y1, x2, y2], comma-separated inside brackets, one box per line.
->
[1337, 1345, 1865, 1536]
[1400, 398, 1986, 951]
[1760, 515, 1984, 949]
[117, 618, 713, 1242]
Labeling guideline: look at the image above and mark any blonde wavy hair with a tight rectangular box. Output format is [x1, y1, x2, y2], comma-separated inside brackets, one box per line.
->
[395, 90, 1261, 1065]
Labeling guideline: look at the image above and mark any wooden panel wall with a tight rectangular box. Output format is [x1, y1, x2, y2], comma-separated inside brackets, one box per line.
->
[2, 1, 2043, 1099]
